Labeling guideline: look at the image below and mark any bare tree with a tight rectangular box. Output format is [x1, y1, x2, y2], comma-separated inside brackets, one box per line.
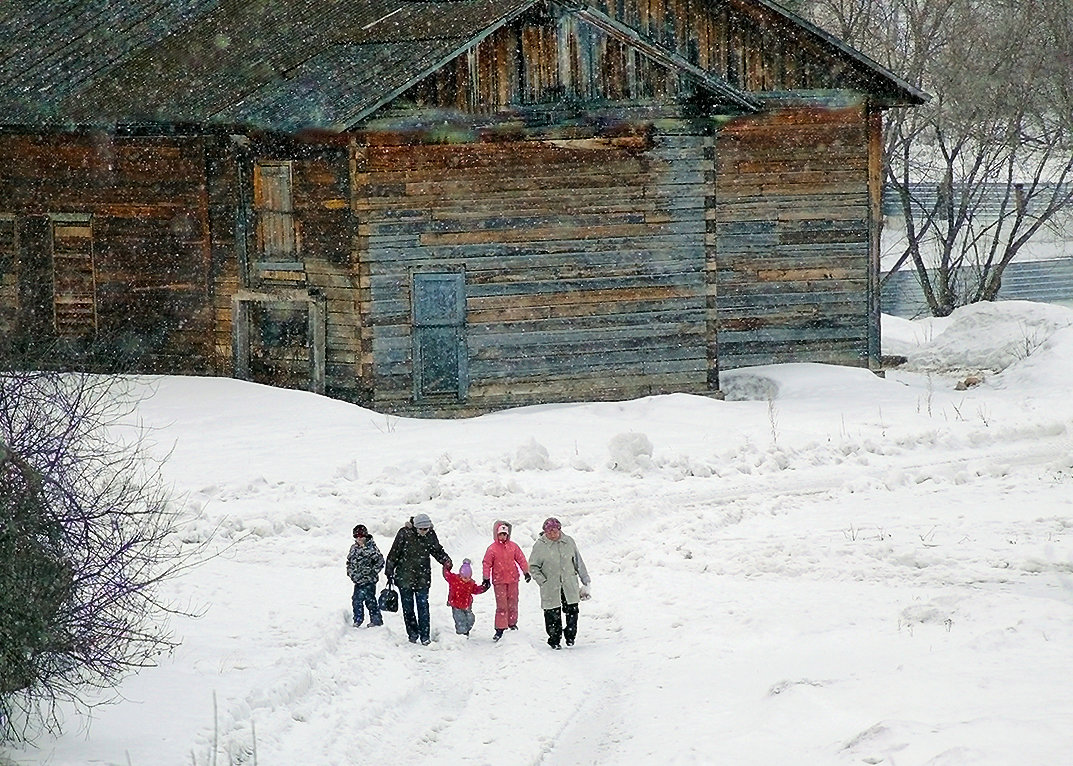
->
[809, 0, 1073, 316]
[0, 368, 196, 742]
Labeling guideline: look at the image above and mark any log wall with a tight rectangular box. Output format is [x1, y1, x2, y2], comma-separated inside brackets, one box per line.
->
[713, 104, 873, 369]
[353, 129, 715, 413]
[207, 140, 360, 396]
[0, 132, 214, 372]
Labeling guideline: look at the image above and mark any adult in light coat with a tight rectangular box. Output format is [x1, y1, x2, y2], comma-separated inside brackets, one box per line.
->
[528, 517, 590, 650]
[481, 520, 530, 641]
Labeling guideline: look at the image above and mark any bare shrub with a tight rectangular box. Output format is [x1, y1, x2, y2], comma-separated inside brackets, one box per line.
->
[0, 369, 197, 742]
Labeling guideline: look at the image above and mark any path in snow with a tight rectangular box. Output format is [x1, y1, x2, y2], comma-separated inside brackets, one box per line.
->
[172, 403, 1071, 765]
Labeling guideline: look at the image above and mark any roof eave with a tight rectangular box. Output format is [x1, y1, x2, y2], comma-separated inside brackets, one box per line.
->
[750, 0, 930, 107]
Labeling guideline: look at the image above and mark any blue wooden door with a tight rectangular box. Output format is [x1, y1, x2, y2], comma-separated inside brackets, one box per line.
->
[413, 272, 467, 400]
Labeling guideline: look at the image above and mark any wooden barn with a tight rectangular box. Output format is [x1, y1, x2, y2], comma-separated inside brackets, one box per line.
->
[0, 0, 925, 415]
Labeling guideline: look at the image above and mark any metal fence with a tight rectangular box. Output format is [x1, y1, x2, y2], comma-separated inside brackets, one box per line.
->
[881, 258, 1073, 317]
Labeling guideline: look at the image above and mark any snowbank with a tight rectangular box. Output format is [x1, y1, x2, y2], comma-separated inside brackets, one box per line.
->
[903, 300, 1073, 373]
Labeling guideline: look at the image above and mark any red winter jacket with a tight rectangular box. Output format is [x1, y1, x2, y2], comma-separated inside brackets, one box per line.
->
[443, 566, 489, 610]
[482, 520, 530, 584]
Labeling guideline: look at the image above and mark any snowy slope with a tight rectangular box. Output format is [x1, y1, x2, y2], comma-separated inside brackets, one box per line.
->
[5, 302, 1073, 766]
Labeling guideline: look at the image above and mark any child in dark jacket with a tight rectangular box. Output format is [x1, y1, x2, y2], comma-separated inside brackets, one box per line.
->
[347, 524, 385, 627]
[443, 559, 490, 637]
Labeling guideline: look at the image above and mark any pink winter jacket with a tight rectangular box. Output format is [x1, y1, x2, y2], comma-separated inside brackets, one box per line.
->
[482, 520, 530, 584]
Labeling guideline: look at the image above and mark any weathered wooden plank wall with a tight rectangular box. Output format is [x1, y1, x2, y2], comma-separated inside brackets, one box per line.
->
[205, 143, 241, 376]
[0, 133, 214, 371]
[713, 104, 872, 369]
[283, 149, 358, 395]
[591, 0, 882, 94]
[405, 8, 697, 110]
[208, 141, 360, 396]
[353, 130, 713, 413]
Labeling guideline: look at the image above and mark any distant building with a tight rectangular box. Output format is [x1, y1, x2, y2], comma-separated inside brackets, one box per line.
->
[880, 183, 1073, 317]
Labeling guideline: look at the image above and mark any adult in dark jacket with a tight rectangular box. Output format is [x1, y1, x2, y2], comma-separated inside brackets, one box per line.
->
[385, 513, 452, 645]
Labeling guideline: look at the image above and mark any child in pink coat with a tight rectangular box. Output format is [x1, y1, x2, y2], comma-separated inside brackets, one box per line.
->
[482, 520, 531, 641]
[443, 559, 489, 637]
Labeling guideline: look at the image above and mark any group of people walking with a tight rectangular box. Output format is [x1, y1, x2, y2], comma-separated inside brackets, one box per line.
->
[346, 514, 590, 649]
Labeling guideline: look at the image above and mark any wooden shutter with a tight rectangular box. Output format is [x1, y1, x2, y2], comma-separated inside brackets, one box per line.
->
[0, 215, 16, 331]
[50, 215, 96, 338]
[253, 161, 298, 263]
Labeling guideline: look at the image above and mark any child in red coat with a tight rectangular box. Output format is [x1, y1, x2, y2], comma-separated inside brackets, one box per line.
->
[443, 559, 490, 637]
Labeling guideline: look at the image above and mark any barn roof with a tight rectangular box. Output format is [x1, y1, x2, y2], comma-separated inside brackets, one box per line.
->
[0, 0, 924, 133]
[1, 0, 540, 131]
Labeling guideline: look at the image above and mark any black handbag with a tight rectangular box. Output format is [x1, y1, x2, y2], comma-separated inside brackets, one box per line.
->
[378, 585, 399, 613]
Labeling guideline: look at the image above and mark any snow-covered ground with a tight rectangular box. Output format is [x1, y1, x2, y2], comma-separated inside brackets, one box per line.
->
[6, 301, 1073, 766]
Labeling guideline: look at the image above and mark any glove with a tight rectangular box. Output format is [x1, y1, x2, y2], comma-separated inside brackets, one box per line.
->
[523, 572, 532, 583]
[579, 584, 591, 601]
[481, 579, 491, 590]
[444, 558, 453, 571]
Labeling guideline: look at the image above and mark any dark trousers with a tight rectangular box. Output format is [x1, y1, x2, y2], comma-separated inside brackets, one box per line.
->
[542, 589, 579, 647]
[399, 586, 430, 642]
[352, 582, 382, 626]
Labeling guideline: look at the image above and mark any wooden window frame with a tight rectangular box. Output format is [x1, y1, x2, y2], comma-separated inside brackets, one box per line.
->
[231, 288, 326, 394]
[49, 213, 97, 339]
[0, 214, 17, 326]
[252, 160, 302, 273]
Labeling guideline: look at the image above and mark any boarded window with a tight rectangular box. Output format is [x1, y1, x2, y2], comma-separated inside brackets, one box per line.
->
[412, 272, 468, 400]
[253, 161, 299, 265]
[0, 215, 16, 330]
[50, 215, 97, 338]
[0, 216, 14, 259]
